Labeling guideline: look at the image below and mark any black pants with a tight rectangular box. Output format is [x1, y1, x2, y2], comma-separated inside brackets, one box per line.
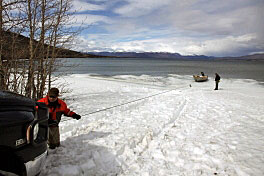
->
[48, 126, 60, 149]
[215, 81, 219, 90]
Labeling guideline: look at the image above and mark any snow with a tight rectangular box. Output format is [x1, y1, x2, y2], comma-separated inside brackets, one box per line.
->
[40, 74, 264, 176]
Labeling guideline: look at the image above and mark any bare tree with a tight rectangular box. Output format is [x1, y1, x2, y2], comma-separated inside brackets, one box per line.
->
[1, 0, 79, 99]
[0, 0, 26, 90]
[0, 0, 5, 89]
[35, 0, 77, 99]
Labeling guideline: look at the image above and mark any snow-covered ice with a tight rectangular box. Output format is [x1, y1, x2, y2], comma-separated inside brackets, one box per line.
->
[40, 74, 264, 176]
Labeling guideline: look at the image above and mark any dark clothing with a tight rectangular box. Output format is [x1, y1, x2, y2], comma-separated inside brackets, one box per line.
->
[215, 81, 219, 90]
[48, 126, 60, 148]
[215, 74, 220, 81]
[215, 74, 221, 90]
[201, 72, 205, 76]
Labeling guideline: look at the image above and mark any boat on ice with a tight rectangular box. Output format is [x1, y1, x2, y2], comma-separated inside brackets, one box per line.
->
[193, 75, 208, 82]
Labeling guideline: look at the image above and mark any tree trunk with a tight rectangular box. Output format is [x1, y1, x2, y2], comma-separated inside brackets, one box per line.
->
[0, 0, 4, 90]
[25, 0, 37, 98]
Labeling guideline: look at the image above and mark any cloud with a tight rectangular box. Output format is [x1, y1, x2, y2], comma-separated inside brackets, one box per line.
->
[71, 0, 106, 12]
[114, 0, 173, 17]
[181, 34, 259, 56]
[70, 0, 264, 56]
[73, 32, 261, 57]
[72, 35, 115, 52]
[70, 14, 112, 27]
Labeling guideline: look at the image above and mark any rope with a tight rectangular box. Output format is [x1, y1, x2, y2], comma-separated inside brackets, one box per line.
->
[60, 87, 181, 123]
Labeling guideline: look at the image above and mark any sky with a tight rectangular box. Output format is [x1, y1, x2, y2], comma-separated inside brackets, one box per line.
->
[70, 0, 264, 57]
[39, 73, 264, 175]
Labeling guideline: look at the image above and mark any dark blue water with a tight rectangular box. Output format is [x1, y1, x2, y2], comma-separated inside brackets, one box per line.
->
[56, 57, 264, 83]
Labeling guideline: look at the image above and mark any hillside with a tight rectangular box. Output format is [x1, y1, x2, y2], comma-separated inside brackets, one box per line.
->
[0, 31, 102, 60]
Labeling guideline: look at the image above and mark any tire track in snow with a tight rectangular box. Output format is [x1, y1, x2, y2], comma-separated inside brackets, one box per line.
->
[134, 94, 188, 156]
[154, 96, 187, 137]
[118, 90, 188, 175]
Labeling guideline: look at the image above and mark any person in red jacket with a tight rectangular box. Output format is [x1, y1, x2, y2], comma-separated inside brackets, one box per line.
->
[38, 88, 81, 149]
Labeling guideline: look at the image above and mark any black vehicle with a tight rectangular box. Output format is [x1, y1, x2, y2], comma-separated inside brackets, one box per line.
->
[0, 91, 49, 176]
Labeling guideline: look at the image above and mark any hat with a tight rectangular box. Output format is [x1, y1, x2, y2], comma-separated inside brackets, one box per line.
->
[48, 88, 59, 97]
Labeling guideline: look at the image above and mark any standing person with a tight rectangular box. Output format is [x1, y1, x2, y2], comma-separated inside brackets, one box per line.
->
[38, 88, 81, 149]
[201, 72, 205, 76]
[214, 73, 221, 90]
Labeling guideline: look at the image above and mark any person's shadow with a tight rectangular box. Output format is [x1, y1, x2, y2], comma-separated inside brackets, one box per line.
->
[41, 131, 122, 176]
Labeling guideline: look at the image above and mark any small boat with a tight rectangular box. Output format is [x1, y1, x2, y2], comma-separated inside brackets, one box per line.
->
[193, 75, 208, 82]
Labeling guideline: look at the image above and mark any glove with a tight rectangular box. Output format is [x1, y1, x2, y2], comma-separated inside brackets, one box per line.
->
[72, 113, 81, 120]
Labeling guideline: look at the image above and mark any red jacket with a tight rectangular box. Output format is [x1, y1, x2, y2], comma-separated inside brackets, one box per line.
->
[38, 96, 75, 123]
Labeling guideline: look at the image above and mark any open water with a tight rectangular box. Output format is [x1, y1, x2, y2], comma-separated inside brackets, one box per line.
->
[56, 57, 264, 84]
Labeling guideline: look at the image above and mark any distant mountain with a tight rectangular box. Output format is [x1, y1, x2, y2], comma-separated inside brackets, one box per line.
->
[218, 53, 264, 60]
[87, 51, 264, 60]
[87, 52, 212, 59]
